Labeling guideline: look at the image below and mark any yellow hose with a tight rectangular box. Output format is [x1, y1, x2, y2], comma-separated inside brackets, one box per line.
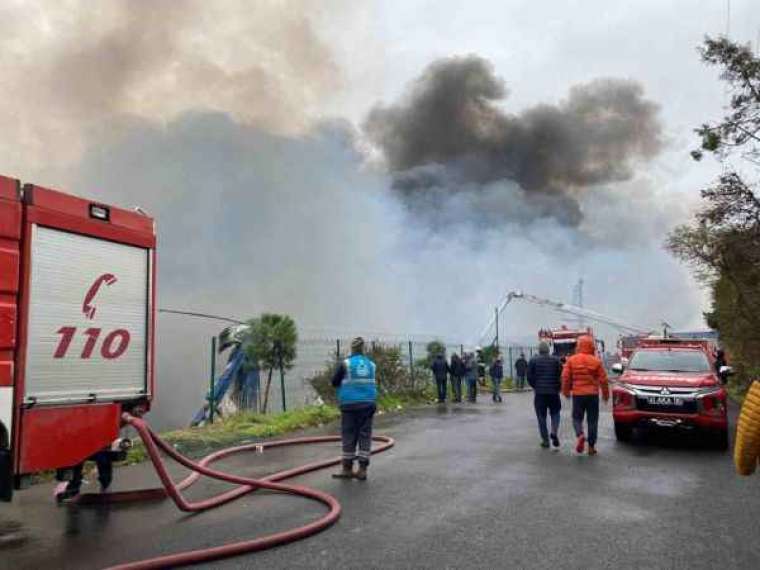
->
[735, 380, 760, 476]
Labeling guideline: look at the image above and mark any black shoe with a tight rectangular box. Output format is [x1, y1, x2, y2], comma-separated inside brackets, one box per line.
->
[550, 434, 560, 448]
[540, 440, 550, 449]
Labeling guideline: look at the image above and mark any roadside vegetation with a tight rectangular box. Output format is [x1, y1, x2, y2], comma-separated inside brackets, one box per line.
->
[122, 344, 439, 465]
[668, 36, 760, 400]
[308, 342, 436, 406]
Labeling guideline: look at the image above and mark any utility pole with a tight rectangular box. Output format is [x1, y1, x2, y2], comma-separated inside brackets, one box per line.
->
[208, 336, 217, 424]
[494, 307, 499, 350]
[572, 278, 585, 329]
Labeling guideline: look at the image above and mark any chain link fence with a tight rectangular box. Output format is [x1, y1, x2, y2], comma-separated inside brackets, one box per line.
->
[153, 313, 537, 431]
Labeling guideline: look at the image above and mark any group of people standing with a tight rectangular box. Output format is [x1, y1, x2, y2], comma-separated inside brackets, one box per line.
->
[431, 351, 483, 403]
[430, 350, 532, 405]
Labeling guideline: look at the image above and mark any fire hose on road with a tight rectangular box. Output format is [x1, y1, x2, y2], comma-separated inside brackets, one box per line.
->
[79, 413, 394, 569]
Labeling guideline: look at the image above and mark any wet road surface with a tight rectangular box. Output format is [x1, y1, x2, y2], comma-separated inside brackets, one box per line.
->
[2, 391, 759, 569]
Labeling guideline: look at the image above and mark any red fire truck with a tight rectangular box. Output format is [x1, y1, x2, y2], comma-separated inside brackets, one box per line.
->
[538, 326, 604, 361]
[0, 175, 155, 501]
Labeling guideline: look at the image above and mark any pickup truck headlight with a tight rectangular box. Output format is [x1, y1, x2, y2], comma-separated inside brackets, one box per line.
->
[613, 385, 636, 410]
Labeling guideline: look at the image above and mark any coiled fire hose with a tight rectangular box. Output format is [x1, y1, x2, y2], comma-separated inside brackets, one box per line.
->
[85, 413, 394, 569]
[734, 380, 760, 476]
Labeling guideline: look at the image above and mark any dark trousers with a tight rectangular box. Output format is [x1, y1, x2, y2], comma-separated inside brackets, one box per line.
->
[65, 451, 113, 493]
[534, 394, 561, 442]
[516, 374, 527, 390]
[572, 395, 600, 447]
[341, 404, 376, 466]
[451, 376, 463, 401]
[435, 377, 448, 402]
[466, 379, 477, 402]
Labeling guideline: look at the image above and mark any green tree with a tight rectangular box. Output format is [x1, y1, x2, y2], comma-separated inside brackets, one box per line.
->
[245, 314, 298, 413]
[668, 36, 760, 393]
[426, 340, 446, 357]
[480, 345, 500, 366]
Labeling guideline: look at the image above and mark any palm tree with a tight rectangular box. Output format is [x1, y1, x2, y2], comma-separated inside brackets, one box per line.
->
[245, 314, 298, 413]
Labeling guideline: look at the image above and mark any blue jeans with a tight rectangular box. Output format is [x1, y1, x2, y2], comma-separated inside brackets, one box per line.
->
[492, 378, 502, 401]
[534, 394, 561, 443]
[451, 376, 463, 401]
[466, 379, 477, 402]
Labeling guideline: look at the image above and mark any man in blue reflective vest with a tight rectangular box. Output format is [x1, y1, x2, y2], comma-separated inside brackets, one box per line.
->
[331, 337, 377, 480]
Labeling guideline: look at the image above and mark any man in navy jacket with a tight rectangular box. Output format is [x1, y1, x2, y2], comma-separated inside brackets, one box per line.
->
[527, 342, 563, 449]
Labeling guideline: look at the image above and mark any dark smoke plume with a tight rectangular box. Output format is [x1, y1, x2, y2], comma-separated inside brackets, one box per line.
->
[364, 55, 663, 225]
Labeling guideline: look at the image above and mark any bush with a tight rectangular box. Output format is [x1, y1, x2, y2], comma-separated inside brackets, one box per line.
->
[308, 342, 434, 404]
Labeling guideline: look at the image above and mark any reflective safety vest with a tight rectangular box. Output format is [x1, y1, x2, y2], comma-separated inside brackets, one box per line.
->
[338, 354, 377, 405]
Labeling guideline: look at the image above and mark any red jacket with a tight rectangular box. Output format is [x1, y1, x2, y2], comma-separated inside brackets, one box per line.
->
[561, 335, 609, 399]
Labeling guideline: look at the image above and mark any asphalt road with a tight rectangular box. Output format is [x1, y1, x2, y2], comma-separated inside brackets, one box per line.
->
[2, 391, 760, 569]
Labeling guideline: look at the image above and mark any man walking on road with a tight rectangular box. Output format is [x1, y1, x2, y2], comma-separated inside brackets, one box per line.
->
[561, 335, 609, 456]
[489, 357, 504, 403]
[515, 352, 528, 391]
[464, 352, 479, 402]
[527, 342, 562, 449]
[331, 337, 377, 480]
[431, 352, 450, 403]
[450, 352, 465, 403]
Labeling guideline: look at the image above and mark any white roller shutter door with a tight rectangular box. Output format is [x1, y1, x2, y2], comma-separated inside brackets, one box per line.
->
[25, 226, 151, 403]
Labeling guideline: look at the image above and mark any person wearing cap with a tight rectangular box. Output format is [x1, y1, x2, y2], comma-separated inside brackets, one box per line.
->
[527, 341, 563, 449]
[561, 335, 609, 456]
[331, 337, 377, 480]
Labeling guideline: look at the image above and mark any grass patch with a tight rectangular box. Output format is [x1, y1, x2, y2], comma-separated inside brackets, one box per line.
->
[124, 405, 341, 464]
[377, 391, 435, 411]
[124, 395, 436, 466]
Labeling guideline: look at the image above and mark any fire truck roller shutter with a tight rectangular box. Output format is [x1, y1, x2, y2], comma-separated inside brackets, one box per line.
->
[24, 226, 150, 404]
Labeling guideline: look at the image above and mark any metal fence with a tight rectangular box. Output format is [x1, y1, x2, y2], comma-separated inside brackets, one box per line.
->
[152, 313, 538, 431]
[218, 338, 540, 414]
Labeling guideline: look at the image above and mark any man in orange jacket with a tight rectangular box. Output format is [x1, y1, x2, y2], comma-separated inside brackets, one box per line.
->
[561, 335, 609, 455]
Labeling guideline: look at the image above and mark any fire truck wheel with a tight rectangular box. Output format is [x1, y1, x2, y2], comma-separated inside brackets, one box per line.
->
[614, 422, 633, 442]
[734, 380, 760, 476]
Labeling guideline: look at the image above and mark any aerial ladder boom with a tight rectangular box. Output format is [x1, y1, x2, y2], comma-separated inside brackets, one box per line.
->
[479, 290, 652, 345]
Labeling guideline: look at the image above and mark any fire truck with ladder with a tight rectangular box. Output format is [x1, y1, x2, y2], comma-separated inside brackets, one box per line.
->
[0, 175, 155, 501]
[538, 326, 605, 361]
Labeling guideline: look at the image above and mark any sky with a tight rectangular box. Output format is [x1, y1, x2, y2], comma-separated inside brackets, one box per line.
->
[1, 1, 758, 424]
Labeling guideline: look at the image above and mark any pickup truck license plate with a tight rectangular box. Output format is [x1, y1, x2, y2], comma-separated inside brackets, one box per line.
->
[646, 396, 683, 407]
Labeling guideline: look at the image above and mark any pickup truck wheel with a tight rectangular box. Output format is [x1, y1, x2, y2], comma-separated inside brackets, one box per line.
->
[614, 422, 633, 442]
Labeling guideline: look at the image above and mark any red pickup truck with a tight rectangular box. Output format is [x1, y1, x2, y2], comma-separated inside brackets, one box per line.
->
[611, 339, 729, 449]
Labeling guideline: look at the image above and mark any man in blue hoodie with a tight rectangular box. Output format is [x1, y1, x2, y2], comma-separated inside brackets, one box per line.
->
[331, 337, 377, 480]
